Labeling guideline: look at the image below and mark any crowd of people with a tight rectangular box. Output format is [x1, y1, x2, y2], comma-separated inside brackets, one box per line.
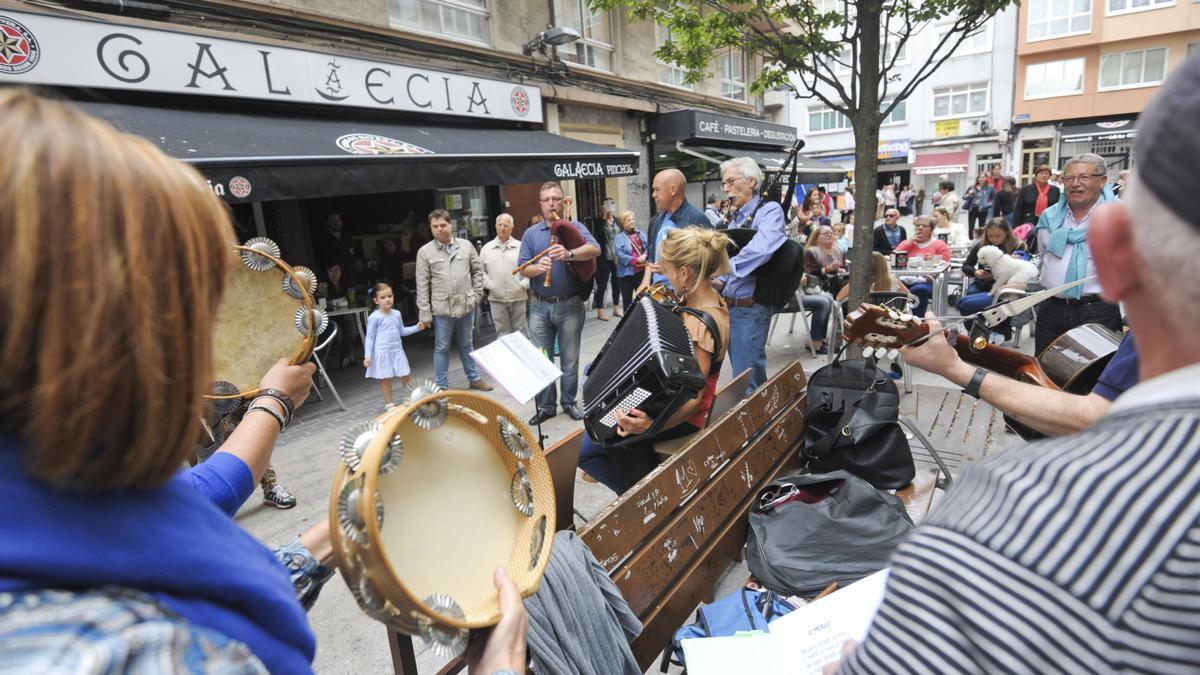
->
[4, 52, 1200, 675]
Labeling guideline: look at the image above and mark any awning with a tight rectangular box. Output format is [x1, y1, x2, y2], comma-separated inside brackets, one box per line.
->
[913, 150, 969, 175]
[679, 143, 847, 183]
[1059, 118, 1137, 143]
[73, 100, 640, 203]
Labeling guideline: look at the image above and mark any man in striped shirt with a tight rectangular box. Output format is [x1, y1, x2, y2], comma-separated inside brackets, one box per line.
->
[839, 54, 1200, 673]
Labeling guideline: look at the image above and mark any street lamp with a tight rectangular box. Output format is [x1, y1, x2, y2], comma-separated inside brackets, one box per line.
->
[522, 26, 582, 56]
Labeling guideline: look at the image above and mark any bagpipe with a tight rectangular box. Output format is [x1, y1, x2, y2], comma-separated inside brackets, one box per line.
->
[511, 196, 597, 287]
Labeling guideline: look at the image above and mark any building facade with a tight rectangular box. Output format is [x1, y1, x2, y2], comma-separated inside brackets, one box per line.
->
[1012, 0, 1200, 180]
[0, 0, 780, 292]
[783, 7, 1020, 202]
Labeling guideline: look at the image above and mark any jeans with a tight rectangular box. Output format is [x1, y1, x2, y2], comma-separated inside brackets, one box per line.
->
[432, 313, 480, 389]
[728, 302, 773, 396]
[957, 281, 994, 316]
[1034, 298, 1123, 356]
[908, 283, 933, 318]
[801, 293, 832, 341]
[529, 297, 585, 412]
[579, 423, 698, 494]
[968, 208, 990, 236]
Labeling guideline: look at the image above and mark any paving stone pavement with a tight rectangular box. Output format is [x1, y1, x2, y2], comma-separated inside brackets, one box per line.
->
[236, 293, 1027, 674]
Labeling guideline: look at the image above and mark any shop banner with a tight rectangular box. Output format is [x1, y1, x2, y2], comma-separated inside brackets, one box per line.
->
[0, 9, 543, 123]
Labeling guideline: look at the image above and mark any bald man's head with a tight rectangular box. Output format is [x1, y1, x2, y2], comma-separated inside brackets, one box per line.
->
[652, 168, 687, 212]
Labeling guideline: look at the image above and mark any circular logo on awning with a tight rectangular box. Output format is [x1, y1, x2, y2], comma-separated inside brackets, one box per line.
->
[228, 176, 252, 199]
[336, 133, 434, 156]
[0, 16, 40, 75]
[510, 86, 531, 117]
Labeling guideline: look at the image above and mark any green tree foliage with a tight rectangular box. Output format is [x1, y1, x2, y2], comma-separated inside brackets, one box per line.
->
[593, 0, 1016, 309]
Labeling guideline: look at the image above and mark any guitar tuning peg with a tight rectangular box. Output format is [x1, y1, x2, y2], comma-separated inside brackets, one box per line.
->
[899, 313, 913, 323]
[887, 309, 899, 320]
[888, 349, 900, 361]
[862, 346, 875, 359]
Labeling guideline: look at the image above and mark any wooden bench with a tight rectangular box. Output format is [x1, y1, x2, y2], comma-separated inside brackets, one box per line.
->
[653, 369, 751, 459]
[578, 361, 809, 670]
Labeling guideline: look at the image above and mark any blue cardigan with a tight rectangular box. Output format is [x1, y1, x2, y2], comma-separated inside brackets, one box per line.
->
[0, 436, 316, 674]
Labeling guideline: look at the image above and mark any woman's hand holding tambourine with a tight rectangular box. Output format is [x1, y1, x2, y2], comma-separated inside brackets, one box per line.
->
[259, 358, 316, 410]
[466, 566, 528, 674]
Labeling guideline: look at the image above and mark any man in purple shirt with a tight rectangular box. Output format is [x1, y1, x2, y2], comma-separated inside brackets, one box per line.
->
[518, 181, 601, 425]
[717, 156, 789, 395]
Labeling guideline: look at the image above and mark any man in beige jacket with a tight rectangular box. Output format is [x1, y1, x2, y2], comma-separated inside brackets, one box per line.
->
[480, 213, 529, 336]
[416, 208, 492, 391]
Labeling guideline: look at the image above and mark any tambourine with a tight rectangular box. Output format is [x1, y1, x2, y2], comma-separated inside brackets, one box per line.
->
[328, 382, 555, 658]
[207, 237, 324, 401]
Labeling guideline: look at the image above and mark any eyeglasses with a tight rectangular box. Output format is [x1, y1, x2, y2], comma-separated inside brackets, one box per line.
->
[759, 483, 798, 509]
[1061, 173, 1105, 184]
[721, 176, 746, 187]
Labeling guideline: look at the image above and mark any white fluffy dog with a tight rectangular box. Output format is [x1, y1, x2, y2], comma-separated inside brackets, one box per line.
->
[977, 245, 1039, 292]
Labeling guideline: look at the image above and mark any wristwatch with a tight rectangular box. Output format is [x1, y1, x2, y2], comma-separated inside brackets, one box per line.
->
[567, 249, 575, 262]
[963, 367, 988, 399]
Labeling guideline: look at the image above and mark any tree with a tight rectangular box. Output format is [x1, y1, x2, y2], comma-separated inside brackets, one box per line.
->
[591, 0, 1016, 310]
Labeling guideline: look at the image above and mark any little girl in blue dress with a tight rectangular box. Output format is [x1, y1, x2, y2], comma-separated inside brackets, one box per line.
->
[363, 282, 425, 408]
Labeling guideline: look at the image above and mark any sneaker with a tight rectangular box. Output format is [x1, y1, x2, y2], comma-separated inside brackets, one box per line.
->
[528, 408, 557, 425]
[469, 380, 493, 392]
[263, 483, 297, 510]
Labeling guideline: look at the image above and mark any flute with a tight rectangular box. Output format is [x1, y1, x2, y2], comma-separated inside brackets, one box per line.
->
[512, 246, 551, 275]
[544, 213, 558, 288]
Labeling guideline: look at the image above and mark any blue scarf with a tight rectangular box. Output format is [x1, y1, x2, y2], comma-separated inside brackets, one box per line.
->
[0, 436, 316, 673]
[1035, 185, 1118, 299]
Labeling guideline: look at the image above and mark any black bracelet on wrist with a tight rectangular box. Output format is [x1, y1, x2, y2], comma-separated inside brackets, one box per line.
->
[963, 367, 988, 399]
[247, 403, 286, 431]
[256, 388, 295, 423]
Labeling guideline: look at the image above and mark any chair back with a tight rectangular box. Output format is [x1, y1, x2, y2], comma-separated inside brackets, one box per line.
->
[315, 321, 339, 352]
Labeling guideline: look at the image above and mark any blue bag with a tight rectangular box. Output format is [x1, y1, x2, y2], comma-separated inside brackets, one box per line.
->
[661, 587, 796, 671]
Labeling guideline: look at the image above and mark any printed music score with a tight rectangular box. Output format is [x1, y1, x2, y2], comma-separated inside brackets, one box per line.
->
[470, 332, 562, 405]
[681, 569, 890, 674]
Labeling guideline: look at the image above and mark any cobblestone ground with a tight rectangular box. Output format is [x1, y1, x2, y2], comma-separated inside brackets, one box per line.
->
[236, 267, 1026, 673]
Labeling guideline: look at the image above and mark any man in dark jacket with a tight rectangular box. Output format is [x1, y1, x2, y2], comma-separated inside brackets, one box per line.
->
[872, 208, 907, 255]
[644, 168, 712, 286]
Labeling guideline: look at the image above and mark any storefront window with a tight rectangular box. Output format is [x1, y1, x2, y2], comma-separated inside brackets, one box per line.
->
[1020, 138, 1053, 184]
[436, 186, 489, 240]
[390, 0, 491, 45]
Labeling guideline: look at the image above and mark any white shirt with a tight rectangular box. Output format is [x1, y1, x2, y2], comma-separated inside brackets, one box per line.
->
[1037, 203, 1103, 296]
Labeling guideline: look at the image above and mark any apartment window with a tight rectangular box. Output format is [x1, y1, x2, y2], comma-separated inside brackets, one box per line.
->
[808, 104, 850, 133]
[883, 39, 909, 66]
[932, 83, 989, 119]
[881, 98, 906, 125]
[656, 22, 691, 89]
[390, 0, 490, 44]
[1107, 0, 1174, 14]
[1099, 47, 1167, 89]
[1024, 58, 1086, 98]
[556, 0, 614, 71]
[1027, 0, 1091, 40]
[720, 49, 747, 100]
[935, 21, 993, 55]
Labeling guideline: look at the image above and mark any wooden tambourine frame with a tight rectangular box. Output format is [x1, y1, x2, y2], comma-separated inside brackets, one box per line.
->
[328, 387, 556, 658]
[206, 238, 321, 401]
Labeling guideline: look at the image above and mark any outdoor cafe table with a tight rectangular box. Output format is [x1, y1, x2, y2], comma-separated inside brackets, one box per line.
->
[892, 260, 952, 317]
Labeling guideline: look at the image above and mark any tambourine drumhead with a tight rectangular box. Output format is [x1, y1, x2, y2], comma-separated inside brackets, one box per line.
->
[209, 240, 318, 399]
[330, 389, 554, 643]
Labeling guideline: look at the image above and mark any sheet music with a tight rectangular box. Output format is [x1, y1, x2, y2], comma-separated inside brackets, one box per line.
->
[470, 332, 561, 405]
[682, 569, 891, 674]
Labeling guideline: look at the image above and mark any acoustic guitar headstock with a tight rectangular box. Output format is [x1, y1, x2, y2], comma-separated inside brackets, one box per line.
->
[843, 303, 928, 350]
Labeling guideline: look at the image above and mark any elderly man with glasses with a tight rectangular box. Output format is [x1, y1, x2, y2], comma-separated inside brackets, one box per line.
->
[1033, 153, 1123, 355]
[872, 208, 907, 255]
[715, 157, 789, 395]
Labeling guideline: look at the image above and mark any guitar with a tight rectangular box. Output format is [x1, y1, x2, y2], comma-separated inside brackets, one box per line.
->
[843, 304, 1122, 439]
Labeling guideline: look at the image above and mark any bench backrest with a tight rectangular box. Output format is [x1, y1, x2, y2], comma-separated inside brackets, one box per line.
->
[543, 429, 584, 532]
[579, 361, 809, 669]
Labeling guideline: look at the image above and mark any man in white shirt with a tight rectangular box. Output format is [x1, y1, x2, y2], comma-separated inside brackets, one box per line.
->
[479, 213, 529, 336]
[1032, 152, 1122, 354]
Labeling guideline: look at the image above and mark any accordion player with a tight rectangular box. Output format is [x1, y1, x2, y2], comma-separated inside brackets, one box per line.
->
[582, 295, 708, 446]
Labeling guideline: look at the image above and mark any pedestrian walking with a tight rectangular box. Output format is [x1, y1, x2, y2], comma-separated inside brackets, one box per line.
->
[363, 282, 424, 408]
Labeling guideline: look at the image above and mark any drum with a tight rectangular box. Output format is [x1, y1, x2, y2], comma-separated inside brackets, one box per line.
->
[208, 237, 323, 400]
[328, 383, 555, 657]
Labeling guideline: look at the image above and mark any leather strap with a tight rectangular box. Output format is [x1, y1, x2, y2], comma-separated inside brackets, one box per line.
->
[963, 367, 988, 399]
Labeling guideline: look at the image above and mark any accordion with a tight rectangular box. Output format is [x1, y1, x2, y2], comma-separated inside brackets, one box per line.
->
[582, 295, 707, 446]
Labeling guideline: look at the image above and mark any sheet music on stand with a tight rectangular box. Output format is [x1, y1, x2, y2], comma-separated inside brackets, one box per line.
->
[470, 332, 562, 405]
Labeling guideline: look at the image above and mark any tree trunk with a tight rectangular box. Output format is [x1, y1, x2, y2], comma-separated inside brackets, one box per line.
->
[847, 117, 881, 312]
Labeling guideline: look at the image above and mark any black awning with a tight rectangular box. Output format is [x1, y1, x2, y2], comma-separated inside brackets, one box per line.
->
[688, 145, 847, 183]
[73, 101, 640, 203]
[1059, 118, 1138, 144]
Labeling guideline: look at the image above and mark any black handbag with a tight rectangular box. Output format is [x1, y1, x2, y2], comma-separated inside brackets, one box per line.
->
[744, 471, 914, 596]
[802, 350, 915, 490]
